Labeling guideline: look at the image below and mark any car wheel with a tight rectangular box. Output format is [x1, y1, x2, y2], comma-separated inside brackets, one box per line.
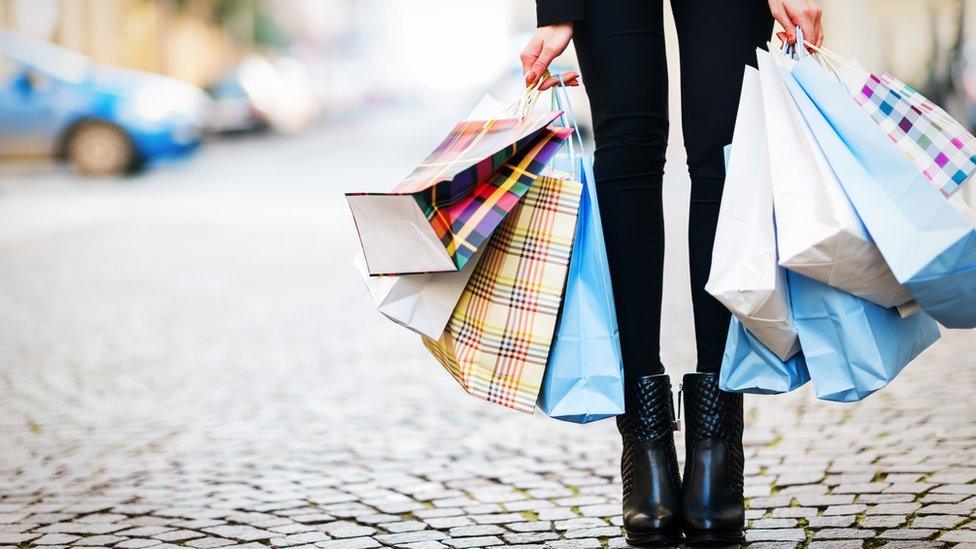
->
[66, 121, 136, 176]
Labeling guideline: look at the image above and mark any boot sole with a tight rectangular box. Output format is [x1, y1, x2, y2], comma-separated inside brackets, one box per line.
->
[683, 530, 745, 546]
[626, 531, 685, 546]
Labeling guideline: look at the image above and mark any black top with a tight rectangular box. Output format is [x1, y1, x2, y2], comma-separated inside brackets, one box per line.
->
[536, 0, 585, 27]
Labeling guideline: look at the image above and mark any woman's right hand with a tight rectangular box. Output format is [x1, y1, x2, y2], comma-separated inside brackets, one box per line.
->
[520, 23, 579, 91]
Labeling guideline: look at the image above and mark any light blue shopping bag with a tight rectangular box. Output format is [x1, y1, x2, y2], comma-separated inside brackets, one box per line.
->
[785, 54, 976, 329]
[720, 316, 810, 395]
[538, 80, 625, 424]
[721, 271, 939, 402]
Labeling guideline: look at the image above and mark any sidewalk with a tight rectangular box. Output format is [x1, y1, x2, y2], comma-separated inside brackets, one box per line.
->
[1, 108, 975, 548]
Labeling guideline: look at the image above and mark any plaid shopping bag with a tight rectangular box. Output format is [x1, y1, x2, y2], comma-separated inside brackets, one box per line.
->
[423, 174, 583, 413]
[855, 72, 976, 197]
[347, 115, 571, 276]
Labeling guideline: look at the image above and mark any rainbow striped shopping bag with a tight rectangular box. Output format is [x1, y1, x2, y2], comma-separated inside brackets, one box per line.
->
[347, 113, 570, 276]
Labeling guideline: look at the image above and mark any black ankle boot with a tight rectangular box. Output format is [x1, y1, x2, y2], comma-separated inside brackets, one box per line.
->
[616, 374, 683, 546]
[680, 372, 745, 545]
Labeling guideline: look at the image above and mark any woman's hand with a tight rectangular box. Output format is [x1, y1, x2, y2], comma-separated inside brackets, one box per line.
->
[769, 0, 823, 49]
[520, 23, 580, 90]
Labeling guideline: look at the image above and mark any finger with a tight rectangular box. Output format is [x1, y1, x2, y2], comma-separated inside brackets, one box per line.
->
[769, 4, 795, 43]
[539, 76, 560, 91]
[530, 46, 560, 86]
[813, 9, 824, 47]
[776, 31, 789, 45]
[520, 38, 543, 84]
[564, 74, 580, 86]
[785, 3, 817, 49]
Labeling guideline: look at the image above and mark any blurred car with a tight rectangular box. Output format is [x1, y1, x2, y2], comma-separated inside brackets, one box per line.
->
[205, 70, 267, 134]
[206, 55, 321, 135]
[0, 29, 209, 176]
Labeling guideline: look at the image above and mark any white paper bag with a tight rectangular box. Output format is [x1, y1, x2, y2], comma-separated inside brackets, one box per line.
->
[707, 67, 799, 361]
[353, 248, 482, 339]
[757, 48, 912, 308]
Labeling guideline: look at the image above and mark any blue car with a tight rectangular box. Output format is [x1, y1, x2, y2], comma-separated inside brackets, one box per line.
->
[0, 29, 209, 175]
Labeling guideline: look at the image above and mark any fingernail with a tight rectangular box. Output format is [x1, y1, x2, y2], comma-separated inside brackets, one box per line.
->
[526, 72, 535, 83]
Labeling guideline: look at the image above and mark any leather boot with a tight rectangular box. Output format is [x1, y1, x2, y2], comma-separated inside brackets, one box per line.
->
[617, 374, 683, 546]
[680, 372, 745, 545]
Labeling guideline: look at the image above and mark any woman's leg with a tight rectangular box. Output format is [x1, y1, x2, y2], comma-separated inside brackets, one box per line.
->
[574, 4, 683, 546]
[671, 0, 774, 373]
[573, 0, 668, 379]
[670, 2, 773, 543]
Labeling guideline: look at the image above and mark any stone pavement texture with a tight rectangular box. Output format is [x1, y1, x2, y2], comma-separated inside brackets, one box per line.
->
[1, 107, 976, 549]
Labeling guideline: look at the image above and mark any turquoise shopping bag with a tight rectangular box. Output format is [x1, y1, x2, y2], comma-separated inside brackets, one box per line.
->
[785, 54, 976, 329]
[720, 316, 810, 395]
[538, 81, 625, 424]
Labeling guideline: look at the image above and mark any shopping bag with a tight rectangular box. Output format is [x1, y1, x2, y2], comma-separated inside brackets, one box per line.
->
[831, 56, 976, 197]
[347, 108, 570, 275]
[707, 66, 800, 361]
[349, 95, 518, 339]
[786, 52, 976, 328]
[756, 48, 911, 309]
[423, 174, 583, 413]
[788, 271, 941, 402]
[539, 156, 625, 422]
[352, 247, 482, 339]
[720, 316, 810, 395]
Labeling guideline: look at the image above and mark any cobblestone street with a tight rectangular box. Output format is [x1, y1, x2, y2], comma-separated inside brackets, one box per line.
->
[2, 107, 976, 549]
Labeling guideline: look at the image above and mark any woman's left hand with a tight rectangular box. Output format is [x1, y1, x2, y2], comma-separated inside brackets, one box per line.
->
[769, 0, 823, 49]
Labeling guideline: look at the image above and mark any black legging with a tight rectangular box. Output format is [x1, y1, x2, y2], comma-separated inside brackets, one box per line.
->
[571, 0, 774, 377]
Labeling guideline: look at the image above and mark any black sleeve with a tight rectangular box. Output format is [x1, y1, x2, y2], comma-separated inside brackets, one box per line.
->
[536, 0, 585, 27]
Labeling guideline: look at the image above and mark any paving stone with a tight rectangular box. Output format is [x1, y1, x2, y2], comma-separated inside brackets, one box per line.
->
[379, 520, 426, 533]
[441, 536, 503, 547]
[543, 539, 601, 548]
[202, 526, 277, 542]
[806, 541, 863, 549]
[35, 534, 83, 545]
[505, 522, 553, 533]
[270, 532, 330, 546]
[813, 529, 875, 539]
[744, 529, 807, 542]
[823, 505, 868, 516]
[502, 532, 559, 544]
[73, 535, 129, 546]
[794, 494, 854, 507]
[374, 531, 447, 545]
[750, 518, 798, 529]
[876, 528, 937, 540]
[319, 522, 375, 539]
[939, 530, 976, 543]
[858, 515, 906, 529]
[153, 531, 206, 542]
[115, 540, 163, 549]
[807, 515, 856, 528]
[184, 537, 237, 548]
[314, 538, 381, 549]
[447, 525, 504, 538]
[771, 507, 819, 519]
[865, 503, 920, 515]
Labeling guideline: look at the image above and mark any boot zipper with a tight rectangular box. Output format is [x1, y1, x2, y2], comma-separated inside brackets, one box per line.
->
[674, 383, 682, 431]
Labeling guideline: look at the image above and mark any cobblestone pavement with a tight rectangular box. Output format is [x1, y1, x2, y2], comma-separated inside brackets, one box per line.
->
[2, 107, 976, 549]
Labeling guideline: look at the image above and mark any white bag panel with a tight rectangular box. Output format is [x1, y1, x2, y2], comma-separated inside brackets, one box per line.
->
[707, 67, 799, 361]
[758, 48, 912, 308]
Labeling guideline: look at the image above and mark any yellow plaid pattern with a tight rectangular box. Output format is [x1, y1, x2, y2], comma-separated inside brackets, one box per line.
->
[422, 175, 583, 413]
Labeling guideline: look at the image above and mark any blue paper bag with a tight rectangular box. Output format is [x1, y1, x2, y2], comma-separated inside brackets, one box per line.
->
[720, 317, 810, 395]
[788, 271, 940, 402]
[785, 55, 976, 328]
[538, 155, 626, 423]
